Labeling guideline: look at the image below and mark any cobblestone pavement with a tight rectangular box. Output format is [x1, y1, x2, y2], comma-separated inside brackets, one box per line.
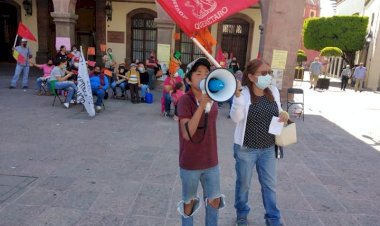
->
[0, 63, 379, 226]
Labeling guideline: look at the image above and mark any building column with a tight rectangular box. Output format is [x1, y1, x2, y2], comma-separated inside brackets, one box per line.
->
[95, 0, 106, 64]
[154, 3, 175, 47]
[337, 57, 343, 78]
[261, 0, 306, 100]
[35, 0, 49, 63]
[328, 58, 333, 76]
[51, 0, 78, 51]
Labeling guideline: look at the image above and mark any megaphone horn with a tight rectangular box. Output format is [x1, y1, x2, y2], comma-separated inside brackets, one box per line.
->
[200, 68, 237, 103]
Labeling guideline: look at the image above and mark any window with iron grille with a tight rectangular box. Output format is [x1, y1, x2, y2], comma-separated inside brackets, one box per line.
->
[131, 14, 157, 63]
[175, 28, 204, 66]
[221, 19, 249, 69]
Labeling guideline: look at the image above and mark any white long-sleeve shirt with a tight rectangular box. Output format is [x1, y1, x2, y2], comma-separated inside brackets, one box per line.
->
[229, 85, 283, 146]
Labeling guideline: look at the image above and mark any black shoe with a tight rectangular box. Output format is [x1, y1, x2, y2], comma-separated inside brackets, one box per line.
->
[9, 86, 15, 89]
[22, 86, 28, 89]
[140, 97, 145, 102]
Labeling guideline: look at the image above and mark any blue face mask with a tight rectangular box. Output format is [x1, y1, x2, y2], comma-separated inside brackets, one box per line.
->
[255, 74, 272, 90]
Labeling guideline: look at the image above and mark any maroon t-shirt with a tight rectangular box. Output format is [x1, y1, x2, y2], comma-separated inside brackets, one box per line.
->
[177, 90, 218, 170]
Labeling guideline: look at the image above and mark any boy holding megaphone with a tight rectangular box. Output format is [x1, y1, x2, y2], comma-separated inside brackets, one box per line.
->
[176, 57, 226, 226]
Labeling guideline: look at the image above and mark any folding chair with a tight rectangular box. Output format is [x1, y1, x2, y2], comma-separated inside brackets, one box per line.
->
[49, 80, 66, 106]
[286, 88, 304, 121]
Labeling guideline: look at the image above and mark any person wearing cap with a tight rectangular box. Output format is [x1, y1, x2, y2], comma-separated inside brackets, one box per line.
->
[9, 38, 33, 89]
[29, 58, 54, 95]
[230, 59, 288, 226]
[176, 57, 225, 226]
[126, 63, 141, 103]
[340, 64, 351, 91]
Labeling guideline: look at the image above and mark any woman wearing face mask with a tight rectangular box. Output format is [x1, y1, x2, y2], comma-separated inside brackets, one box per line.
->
[230, 59, 288, 226]
[111, 63, 128, 99]
[30, 59, 55, 95]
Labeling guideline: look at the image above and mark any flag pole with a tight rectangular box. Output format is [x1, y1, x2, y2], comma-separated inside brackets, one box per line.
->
[190, 37, 221, 68]
[13, 35, 18, 48]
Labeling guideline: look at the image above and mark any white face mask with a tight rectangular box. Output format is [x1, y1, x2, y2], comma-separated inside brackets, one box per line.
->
[255, 74, 272, 90]
[74, 63, 79, 67]
[138, 67, 144, 73]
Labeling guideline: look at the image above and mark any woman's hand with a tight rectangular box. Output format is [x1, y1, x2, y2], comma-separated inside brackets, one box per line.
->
[279, 111, 289, 123]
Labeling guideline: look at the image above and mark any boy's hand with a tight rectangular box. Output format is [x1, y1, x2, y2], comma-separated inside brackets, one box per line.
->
[199, 94, 212, 110]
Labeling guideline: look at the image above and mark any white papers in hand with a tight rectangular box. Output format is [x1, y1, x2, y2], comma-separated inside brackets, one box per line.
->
[269, 116, 284, 135]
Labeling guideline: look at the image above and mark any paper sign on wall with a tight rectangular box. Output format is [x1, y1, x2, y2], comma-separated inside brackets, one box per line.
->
[87, 47, 95, 56]
[272, 69, 284, 90]
[157, 44, 171, 63]
[271, 50, 288, 70]
[55, 37, 71, 51]
[100, 44, 106, 52]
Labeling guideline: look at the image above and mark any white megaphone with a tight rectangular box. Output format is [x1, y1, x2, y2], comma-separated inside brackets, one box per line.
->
[199, 68, 237, 113]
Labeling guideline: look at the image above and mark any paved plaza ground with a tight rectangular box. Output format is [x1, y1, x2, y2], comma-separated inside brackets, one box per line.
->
[0, 63, 380, 226]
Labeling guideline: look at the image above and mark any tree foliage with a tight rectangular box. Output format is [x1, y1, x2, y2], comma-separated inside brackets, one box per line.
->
[320, 47, 343, 57]
[296, 50, 307, 65]
[303, 16, 368, 65]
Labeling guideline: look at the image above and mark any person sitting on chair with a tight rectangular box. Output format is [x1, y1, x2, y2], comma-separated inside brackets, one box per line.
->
[111, 63, 128, 99]
[90, 66, 109, 112]
[137, 62, 149, 102]
[49, 58, 77, 108]
[30, 59, 54, 95]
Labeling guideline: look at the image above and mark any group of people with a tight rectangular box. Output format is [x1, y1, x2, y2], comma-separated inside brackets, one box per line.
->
[176, 57, 289, 226]
[8, 40, 163, 112]
[309, 57, 367, 92]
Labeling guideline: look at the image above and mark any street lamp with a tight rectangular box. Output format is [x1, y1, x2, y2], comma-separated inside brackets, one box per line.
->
[22, 0, 32, 16]
[105, 1, 112, 21]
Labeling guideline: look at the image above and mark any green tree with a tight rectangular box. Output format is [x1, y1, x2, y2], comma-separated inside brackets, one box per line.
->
[320, 47, 343, 57]
[303, 16, 368, 66]
[297, 50, 307, 66]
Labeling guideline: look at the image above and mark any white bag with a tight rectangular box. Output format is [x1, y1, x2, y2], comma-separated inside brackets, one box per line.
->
[275, 121, 297, 147]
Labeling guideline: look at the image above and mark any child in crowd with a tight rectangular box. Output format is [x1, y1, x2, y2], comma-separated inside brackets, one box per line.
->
[171, 82, 185, 121]
[30, 59, 54, 95]
[126, 63, 141, 103]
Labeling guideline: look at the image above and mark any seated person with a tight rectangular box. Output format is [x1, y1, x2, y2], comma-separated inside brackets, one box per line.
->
[111, 63, 128, 98]
[49, 58, 77, 108]
[90, 66, 109, 112]
[126, 63, 141, 104]
[137, 62, 149, 102]
[30, 59, 54, 95]
[67, 57, 80, 83]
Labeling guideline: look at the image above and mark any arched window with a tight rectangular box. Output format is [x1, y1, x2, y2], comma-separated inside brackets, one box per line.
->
[131, 13, 157, 62]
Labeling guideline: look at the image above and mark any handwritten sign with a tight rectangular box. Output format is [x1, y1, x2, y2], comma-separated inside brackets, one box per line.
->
[87, 47, 95, 56]
[55, 37, 71, 51]
[271, 50, 288, 70]
[77, 47, 95, 117]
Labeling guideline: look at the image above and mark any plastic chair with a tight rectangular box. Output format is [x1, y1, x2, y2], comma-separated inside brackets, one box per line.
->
[286, 88, 304, 121]
[49, 80, 66, 106]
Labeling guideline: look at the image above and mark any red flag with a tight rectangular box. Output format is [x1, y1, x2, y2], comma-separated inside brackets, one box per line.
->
[215, 47, 226, 68]
[156, 0, 259, 36]
[17, 22, 37, 41]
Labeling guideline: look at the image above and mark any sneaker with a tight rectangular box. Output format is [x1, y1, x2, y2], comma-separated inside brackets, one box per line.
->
[96, 105, 102, 113]
[22, 86, 28, 89]
[236, 217, 248, 226]
[70, 100, 75, 104]
[9, 86, 15, 89]
[63, 103, 69, 109]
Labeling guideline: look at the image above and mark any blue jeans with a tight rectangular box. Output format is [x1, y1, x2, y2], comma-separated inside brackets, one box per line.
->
[140, 84, 149, 98]
[111, 81, 126, 95]
[233, 144, 281, 226]
[35, 77, 50, 91]
[92, 88, 105, 106]
[178, 165, 225, 226]
[54, 81, 77, 104]
[147, 68, 155, 89]
[10, 64, 29, 87]
[164, 92, 171, 113]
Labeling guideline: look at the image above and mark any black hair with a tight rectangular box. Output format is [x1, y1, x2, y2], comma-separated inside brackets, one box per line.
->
[186, 58, 211, 81]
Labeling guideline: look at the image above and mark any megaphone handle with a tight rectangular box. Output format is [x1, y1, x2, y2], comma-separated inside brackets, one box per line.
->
[205, 101, 213, 113]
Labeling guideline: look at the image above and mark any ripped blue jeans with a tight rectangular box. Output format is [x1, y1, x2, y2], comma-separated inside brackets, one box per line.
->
[178, 165, 225, 226]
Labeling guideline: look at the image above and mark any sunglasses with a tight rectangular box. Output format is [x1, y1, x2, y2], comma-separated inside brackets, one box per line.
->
[255, 70, 273, 76]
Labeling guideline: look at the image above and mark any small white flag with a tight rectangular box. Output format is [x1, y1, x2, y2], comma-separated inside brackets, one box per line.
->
[77, 46, 95, 117]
